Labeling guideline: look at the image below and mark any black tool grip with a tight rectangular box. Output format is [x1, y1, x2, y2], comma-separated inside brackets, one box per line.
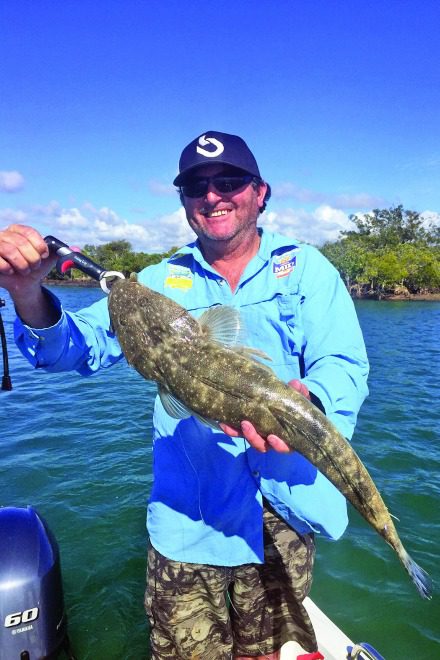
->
[44, 235, 106, 281]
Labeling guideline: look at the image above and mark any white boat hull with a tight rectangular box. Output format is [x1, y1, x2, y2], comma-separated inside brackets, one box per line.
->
[280, 597, 382, 660]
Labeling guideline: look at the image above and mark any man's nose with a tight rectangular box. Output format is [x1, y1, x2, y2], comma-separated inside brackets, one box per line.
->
[205, 184, 222, 202]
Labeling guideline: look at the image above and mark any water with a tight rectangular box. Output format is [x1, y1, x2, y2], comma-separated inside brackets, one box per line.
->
[0, 288, 439, 659]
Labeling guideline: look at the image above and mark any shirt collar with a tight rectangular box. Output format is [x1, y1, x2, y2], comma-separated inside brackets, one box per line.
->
[169, 228, 302, 269]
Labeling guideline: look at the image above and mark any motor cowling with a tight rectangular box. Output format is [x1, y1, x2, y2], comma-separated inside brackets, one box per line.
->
[0, 506, 70, 659]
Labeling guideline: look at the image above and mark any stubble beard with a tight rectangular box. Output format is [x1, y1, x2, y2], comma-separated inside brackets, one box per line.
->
[187, 206, 260, 246]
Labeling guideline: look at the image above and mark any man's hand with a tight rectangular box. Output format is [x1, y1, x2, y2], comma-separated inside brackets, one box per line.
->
[0, 224, 60, 327]
[0, 225, 55, 290]
[220, 379, 311, 453]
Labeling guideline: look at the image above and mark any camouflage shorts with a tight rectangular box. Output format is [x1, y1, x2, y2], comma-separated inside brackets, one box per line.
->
[144, 505, 317, 659]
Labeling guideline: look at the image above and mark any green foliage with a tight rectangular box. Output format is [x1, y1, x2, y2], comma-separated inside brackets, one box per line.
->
[82, 240, 132, 275]
[344, 205, 435, 249]
[321, 205, 440, 296]
[81, 241, 179, 276]
[320, 239, 368, 287]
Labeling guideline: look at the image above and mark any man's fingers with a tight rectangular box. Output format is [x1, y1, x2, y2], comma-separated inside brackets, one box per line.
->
[0, 226, 57, 288]
[266, 434, 291, 453]
[288, 379, 310, 400]
[6, 225, 49, 256]
[241, 421, 269, 452]
[223, 421, 292, 454]
[0, 255, 15, 276]
[0, 225, 49, 274]
[219, 422, 240, 437]
[0, 239, 34, 274]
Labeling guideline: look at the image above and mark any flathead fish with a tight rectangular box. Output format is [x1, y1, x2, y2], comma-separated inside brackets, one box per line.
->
[108, 277, 432, 599]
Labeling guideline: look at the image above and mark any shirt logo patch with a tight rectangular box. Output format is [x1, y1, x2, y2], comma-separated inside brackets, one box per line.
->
[273, 252, 296, 278]
[164, 264, 194, 290]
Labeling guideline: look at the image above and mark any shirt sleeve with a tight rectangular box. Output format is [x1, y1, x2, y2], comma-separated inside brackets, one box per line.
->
[14, 287, 123, 375]
[299, 247, 369, 439]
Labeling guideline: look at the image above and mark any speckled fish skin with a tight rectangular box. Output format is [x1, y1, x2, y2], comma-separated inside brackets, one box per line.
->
[108, 278, 432, 599]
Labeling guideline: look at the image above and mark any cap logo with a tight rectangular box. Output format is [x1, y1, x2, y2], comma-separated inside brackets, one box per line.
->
[196, 135, 225, 158]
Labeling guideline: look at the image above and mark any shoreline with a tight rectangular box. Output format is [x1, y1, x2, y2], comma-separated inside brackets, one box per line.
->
[45, 279, 440, 301]
[46, 278, 101, 288]
[352, 292, 440, 302]
[381, 293, 440, 301]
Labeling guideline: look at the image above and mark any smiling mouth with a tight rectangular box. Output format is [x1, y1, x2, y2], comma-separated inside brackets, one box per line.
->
[203, 209, 230, 218]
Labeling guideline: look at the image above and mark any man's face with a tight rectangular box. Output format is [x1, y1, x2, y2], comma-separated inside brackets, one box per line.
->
[181, 165, 267, 244]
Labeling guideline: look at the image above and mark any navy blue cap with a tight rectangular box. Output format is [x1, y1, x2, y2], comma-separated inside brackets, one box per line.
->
[173, 131, 262, 186]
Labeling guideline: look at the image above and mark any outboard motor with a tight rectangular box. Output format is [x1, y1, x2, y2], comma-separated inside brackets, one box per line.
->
[0, 506, 74, 659]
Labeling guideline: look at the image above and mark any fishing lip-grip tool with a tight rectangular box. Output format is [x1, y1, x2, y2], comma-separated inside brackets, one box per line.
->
[44, 235, 125, 293]
[2, 235, 123, 392]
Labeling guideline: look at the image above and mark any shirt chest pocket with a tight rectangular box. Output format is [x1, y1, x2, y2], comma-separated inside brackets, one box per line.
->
[277, 292, 302, 327]
[239, 291, 305, 381]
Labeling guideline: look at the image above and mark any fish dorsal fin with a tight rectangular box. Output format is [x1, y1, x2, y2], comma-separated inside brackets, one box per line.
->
[158, 386, 220, 431]
[198, 305, 243, 346]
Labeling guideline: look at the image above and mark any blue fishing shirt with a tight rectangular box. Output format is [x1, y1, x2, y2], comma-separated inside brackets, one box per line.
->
[14, 230, 369, 566]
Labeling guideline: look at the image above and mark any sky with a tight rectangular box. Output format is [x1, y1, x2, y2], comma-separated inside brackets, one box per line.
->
[1, 0, 440, 253]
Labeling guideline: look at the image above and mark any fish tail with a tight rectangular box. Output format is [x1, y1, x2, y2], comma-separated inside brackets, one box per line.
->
[400, 547, 433, 599]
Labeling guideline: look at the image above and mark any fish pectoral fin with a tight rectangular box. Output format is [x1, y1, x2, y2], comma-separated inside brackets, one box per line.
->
[192, 413, 221, 431]
[198, 305, 243, 346]
[158, 386, 192, 419]
[158, 386, 220, 431]
[198, 306, 272, 364]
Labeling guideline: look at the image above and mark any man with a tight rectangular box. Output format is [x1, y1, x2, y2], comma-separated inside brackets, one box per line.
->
[0, 131, 369, 659]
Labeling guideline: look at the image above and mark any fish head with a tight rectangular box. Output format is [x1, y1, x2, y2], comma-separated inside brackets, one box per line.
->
[108, 278, 199, 356]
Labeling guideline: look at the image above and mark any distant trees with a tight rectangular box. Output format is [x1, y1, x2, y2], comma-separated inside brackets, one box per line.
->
[82, 240, 178, 276]
[49, 240, 178, 280]
[321, 206, 440, 297]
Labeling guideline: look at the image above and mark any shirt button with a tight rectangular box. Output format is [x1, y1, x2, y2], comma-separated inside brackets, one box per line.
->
[252, 470, 260, 477]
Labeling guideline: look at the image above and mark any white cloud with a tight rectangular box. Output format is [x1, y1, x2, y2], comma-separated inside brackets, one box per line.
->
[397, 154, 440, 173]
[272, 181, 385, 209]
[272, 182, 321, 204]
[96, 206, 124, 226]
[260, 205, 356, 246]
[151, 209, 196, 250]
[0, 201, 195, 253]
[57, 208, 89, 228]
[332, 192, 386, 208]
[147, 179, 177, 197]
[2, 198, 436, 256]
[81, 205, 195, 252]
[420, 210, 440, 229]
[0, 170, 25, 193]
[0, 208, 28, 225]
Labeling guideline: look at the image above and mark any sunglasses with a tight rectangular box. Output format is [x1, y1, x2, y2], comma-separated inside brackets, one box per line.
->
[180, 174, 256, 198]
